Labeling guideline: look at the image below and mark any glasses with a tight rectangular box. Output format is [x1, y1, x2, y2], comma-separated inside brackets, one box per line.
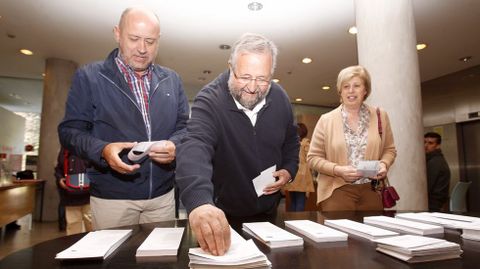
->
[231, 69, 271, 87]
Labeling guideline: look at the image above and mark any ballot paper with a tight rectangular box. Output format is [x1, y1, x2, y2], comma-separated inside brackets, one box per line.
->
[252, 165, 276, 197]
[188, 228, 271, 268]
[242, 221, 304, 248]
[356, 160, 379, 177]
[324, 219, 398, 241]
[284, 220, 348, 242]
[55, 229, 132, 260]
[364, 215, 444, 235]
[136, 227, 185, 257]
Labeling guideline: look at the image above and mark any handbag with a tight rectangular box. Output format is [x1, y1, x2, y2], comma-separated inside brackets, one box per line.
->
[376, 107, 400, 208]
[64, 149, 90, 194]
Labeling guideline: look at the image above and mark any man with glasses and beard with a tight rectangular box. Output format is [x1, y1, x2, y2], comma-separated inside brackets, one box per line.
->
[176, 33, 299, 256]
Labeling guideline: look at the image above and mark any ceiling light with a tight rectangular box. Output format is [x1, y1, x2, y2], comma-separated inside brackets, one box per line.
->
[459, 56, 472, 62]
[295, 98, 303, 102]
[248, 2, 263, 11]
[272, 79, 279, 83]
[348, 26, 358, 35]
[203, 70, 211, 74]
[42, 73, 45, 77]
[416, 43, 427, 50]
[20, 49, 33, 55]
[219, 44, 231, 50]
[322, 86, 330, 90]
[302, 57, 312, 64]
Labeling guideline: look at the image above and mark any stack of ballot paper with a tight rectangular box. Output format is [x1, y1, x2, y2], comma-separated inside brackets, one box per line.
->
[136, 227, 184, 257]
[395, 212, 471, 229]
[189, 228, 271, 268]
[375, 234, 462, 263]
[252, 165, 276, 197]
[242, 222, 303, 248]
[324, 219, 398, 241]
[364, 216, 444, 235]
[55, 229, 132, 260]
[429, 212, 480, 223]
[284, 220, 348, 242]
[459, 223, 480, 241]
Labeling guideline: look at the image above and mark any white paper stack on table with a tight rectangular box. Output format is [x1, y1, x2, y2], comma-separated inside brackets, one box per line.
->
[429, 212, 480, 223]
[55, 229, 132, 260]
[324, 219, 398, 241]
[242, 222, 303, 248]
[136, 227, 184, 257]
[364, 216, 444, 235]
[188, 228, 271, 269]
[374, 234, 462, 263]
[284, 220, 348, 242]
[395, 212, 472, 229]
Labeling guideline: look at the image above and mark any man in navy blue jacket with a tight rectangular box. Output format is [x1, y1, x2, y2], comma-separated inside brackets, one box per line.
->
[176, 33, 299, 255]
[58, 7, 189, 229]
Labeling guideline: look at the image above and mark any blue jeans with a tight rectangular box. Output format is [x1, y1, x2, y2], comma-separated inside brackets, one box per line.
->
[289, 191, 306, 211]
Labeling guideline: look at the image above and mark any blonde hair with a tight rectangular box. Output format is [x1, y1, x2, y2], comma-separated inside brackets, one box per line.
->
[336, 65, 371, 100]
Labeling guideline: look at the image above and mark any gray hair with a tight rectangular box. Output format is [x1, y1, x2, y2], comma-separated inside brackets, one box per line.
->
[228, 33, 278, 75]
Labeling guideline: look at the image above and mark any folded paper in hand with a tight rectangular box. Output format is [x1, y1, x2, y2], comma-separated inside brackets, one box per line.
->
[128, 141, 166, 163]
[357, 160, 379, 178]
[252, 165, 276, 197]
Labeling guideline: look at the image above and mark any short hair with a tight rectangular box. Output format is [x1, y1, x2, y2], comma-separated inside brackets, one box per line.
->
[336, 65, 372, 100]
[297, 123, 308, 140]
[228, 33, 278, 75]
[118, 7, 160, 29]
[424, 132, 442, 144]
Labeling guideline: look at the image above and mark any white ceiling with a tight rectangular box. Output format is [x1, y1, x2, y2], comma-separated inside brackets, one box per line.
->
[0, 0, 479, 113]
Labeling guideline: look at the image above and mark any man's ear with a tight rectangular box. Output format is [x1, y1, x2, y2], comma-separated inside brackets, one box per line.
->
[113, 25, 120, 43]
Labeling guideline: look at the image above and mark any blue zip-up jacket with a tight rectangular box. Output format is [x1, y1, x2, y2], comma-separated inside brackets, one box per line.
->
[58, 49, 189, 200]
[176, 70, 299, 217]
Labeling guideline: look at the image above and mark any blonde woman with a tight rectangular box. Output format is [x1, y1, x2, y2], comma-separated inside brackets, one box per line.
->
[307, 65, 396, 211]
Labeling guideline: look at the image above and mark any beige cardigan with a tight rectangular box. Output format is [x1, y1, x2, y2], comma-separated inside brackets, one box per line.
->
[307, 105, 397, 204]
[283, 138, 315, 193]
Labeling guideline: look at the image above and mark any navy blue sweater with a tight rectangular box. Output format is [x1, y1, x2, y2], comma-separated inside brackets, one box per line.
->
[176, 70, 299, 217]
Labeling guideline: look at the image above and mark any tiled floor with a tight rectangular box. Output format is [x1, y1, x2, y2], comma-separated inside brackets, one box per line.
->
[0, 215, 66, 260]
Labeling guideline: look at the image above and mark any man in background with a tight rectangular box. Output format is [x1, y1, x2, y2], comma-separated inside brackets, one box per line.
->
[424, 132, 451, 211]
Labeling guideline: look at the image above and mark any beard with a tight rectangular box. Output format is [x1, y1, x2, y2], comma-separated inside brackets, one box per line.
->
[228, 76, 270, 110]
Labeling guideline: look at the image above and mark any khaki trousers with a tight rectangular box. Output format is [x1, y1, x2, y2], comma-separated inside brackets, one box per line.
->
[65, 204, 92, 235]
[319, 183, 383, 211]
[90, 188, 175, 230]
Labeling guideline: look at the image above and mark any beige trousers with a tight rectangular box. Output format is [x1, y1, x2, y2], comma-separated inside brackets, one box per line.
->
[90, 188, 175, 230]
[65, 204, 92, 235]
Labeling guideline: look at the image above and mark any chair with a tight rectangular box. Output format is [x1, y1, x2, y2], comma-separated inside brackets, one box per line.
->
[449, 181, 472, 213]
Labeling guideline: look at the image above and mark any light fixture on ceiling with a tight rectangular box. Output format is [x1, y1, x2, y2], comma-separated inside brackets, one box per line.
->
[348, 26, 358, 35]
[203, 70, 212, 74]
[219, 44, 231, 50]
[416, 43, 427, 50]
[7, 33, 16, 39]
[20, 49, 33, 55]
[272, 78, 279, 83]
[459, 56, 472, 62]
[322, 86, 330, 90]
[42, 73, 45, 77]
[295, 98, 303, 102]
[302, 57, 312, 64]
[248, 2, 263, 11]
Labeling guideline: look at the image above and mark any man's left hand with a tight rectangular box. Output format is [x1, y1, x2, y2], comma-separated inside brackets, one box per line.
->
[149, 140, 176, 164]
[263, 169, 291, 195]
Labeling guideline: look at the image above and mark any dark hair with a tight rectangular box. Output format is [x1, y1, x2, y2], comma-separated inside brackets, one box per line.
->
[297, 123, 308, 140]
[424, 132, 442, 144]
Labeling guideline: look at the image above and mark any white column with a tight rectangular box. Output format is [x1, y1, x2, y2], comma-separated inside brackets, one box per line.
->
[37, 58, 77, 221]
[355, 0, 427, 210]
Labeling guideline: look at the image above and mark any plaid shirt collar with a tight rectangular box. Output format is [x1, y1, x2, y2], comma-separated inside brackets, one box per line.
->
[115, 52, 154, 80]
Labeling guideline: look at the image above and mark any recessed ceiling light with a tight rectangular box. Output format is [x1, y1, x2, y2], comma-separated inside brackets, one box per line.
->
[20, 49, 33, 55]
[203, 70, 211, 74]
[295, 98, 303, 102]
[459, 56, 472, 62]
[416, 43, 427, 50]
[219, 44, 231, 50]
[248, 2, 263, 11]
[348, 26, 358, 35]
[302, 57, 312, 64]
[322, 86, 330, 90]
[42, 73, 46, 77]
[272, 78, 279, 83]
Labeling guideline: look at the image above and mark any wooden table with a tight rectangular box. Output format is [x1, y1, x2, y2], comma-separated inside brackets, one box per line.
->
[1, 210, 480, 269]
[0, 180, 45, 238]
